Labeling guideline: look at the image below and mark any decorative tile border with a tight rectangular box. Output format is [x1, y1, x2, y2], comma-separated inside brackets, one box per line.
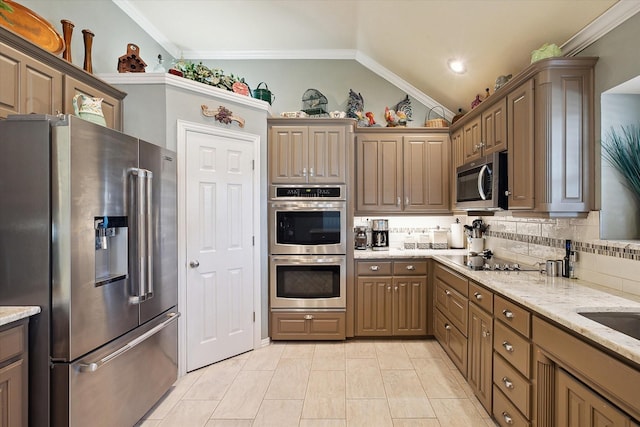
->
[485, 231, 640, 261]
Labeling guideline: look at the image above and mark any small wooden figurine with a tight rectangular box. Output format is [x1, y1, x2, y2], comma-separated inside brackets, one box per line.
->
[117, 43, 147, 73]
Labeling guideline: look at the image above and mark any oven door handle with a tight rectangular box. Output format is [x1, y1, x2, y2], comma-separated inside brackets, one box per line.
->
[477, 165, 489, 200]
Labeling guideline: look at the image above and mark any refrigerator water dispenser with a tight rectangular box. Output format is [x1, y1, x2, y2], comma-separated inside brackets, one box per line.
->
[95, 216, 128, 286]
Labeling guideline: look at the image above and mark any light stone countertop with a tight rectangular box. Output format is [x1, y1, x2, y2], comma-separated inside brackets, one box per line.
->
[353, 249, 640, 366]
[433, 255, 640, 366]
[0, 306, 41, 327]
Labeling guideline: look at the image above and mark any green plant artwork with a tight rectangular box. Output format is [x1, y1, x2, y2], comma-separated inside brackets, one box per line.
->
[602, 124, 640, 204]
[172, 60, 248, 92]
[0, 0, 14, 24]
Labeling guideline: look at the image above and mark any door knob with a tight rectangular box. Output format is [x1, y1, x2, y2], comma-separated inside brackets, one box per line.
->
[189, 260, 200, 268]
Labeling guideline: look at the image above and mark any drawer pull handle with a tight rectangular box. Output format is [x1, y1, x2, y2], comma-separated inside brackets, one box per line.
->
[444, 324, 451, 331]
[370, 265, 380, 271]
[502, 377, 514, 389]
[502, 411, 514, 424]
[304, 314, 314, 320]
[502, 309, 514, 319]
[445, 290, 451, 296]
[502, 341, 514, 352]
[406, 265, 416, 271]
[474, 292, 483, 300]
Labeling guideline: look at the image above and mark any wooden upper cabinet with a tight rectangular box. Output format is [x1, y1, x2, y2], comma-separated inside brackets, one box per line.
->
[355, 130, 450, 214]
[463, 116, 482, 163]
[507, 79, 535, 210]
[64, 75, 122, 131]
[403, 134, 450, 213]
[356, 134, 403, 212]
[268, 122, 348, 184]
[0, 41, 62, 118]
[482, 98, 507, 155]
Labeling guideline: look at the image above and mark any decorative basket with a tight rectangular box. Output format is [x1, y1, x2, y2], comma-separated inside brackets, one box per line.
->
[425, 105, 449, 128]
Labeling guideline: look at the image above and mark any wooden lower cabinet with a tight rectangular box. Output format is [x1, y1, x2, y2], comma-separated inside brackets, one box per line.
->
[355, 260, 428, 336]
[270, 311, 345, 340]
[434, 307, 467, 376]
[468, 302, 493, 412]
[0, 319, 28, 427]
[494, 385, 531, 427]
[556, 368, 632, 427]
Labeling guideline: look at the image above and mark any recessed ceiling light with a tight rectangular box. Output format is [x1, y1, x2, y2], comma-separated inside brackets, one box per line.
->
[448, 59, 466, 74]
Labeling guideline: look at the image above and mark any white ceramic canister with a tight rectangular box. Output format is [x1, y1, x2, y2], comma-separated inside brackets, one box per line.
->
[468, 237, 484, 254]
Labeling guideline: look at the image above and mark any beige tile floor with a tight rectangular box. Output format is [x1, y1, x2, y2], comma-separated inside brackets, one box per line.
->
[136, 339, 499, 427]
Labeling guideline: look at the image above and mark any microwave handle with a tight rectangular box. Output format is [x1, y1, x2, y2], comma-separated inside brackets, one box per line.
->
[477, 165, 489, 200]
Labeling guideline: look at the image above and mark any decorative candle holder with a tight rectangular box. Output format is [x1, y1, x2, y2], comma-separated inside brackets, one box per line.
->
[82, 29, 94, 73]
[60, 19, 74, 62]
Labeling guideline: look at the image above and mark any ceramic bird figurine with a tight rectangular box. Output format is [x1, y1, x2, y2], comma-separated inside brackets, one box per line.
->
[347, 89, 364, 119]
[394, 95, 413, 122]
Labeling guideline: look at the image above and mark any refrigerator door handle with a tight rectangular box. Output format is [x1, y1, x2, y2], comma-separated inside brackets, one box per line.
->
[76, 312, 180, 373]
[130, 168, 152, 304]
[145, 170, 154, 299]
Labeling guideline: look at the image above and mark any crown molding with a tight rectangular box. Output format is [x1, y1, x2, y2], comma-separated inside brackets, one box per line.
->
[112, 0, 182, 58]
[561, 0, 640, 56]
[183, 49, 357, 60]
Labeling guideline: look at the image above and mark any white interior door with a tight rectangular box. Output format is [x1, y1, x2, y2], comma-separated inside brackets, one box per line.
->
[184, 125, 255, 372]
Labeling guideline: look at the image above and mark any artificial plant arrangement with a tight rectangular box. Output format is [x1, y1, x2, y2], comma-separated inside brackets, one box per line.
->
[601, 124, 640, 203]
[172, 60, 248, 92]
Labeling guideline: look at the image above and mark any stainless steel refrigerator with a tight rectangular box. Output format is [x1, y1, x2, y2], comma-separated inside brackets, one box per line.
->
[0, 115, 179, 427]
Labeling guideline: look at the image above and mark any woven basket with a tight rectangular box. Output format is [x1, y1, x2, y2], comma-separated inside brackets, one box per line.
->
[425, 105, 449, 128]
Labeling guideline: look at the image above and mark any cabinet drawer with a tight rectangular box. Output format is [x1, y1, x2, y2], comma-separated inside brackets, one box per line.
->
[271, 311, 345, 340]
[393, 261, 427, 275]
[493, 386, 531, 427]
[434, 263, 468, 297]
[469, 281, 493, 314]
[435, 279, 468, 335]
[0, 323, 25, 364]
[434, 308, 467, 377]
[494, 321, 531, 378]
[357, 261, 393, 276]
[494, 353, 531, 418]
[495, 295, 530, 337]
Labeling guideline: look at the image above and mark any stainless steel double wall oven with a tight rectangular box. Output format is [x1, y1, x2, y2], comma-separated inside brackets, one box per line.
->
[269, 185, 347, 310]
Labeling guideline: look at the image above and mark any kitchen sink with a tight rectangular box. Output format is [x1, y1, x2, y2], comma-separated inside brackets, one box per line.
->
[578, 311, 640, 341]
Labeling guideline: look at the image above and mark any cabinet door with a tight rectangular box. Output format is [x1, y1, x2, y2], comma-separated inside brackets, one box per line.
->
[468, 303, 493, 412]
[392, 276, 427, 335]
[507, 79, 535, 210]
[0, 359, 25, 427]
[64, 75, 121, 131]
[403, 134, 450, 213]
[269, 126, 309, 183]
[356, 276, 393, 336]
[308, 126, 346, 183]
[0, 42, 62, 118]
[463, 116, 482, 163]
[482, 98, 507, 154]
[355, 135, 403, 213]
[556, 368, 630, 427]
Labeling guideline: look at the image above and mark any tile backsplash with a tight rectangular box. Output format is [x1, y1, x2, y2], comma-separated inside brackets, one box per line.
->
[355, 212, 640, 297]
[479, 211, 640, 297]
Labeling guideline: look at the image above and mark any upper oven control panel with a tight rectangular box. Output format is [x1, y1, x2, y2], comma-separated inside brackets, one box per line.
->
[270, 185, 345, 200]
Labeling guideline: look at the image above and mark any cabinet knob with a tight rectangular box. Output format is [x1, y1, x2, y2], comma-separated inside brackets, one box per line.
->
[387, 286, 391, 292]
[397, 197, 401, 207]
[502, 376, 514, 389]
[405, 197, 409, 205]
[444, 324, 451, 330]
[502, 411, 514, 425]
[473, 292, 482, 300]
[406, 265, 415, 271]
[370, 265, 380, 271]
[394, 286, 398, 292]
[304, 314, 314, 320]
[502, 341, 514, 352]
[445, 289, 451, 296]
[502, 309, 514, 319]
[482, 330, 491, 338]
[309, 167, 314, 177]
[504, 190, 512, 196]
[302, 167, 307, 177]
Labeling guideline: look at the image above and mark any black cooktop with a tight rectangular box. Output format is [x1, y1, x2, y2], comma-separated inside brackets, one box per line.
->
[443, 254, 538, 272]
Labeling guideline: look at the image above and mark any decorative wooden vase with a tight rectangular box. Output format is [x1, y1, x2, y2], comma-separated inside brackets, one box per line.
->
[60, 19, 74, 62]
[82, 29, 94, 73]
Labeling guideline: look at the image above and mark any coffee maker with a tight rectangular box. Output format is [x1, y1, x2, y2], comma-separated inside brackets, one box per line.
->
[371, 219, 389, 251]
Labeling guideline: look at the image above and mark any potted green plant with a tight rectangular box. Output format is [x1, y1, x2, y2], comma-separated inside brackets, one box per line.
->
[602, 124, 640, 203]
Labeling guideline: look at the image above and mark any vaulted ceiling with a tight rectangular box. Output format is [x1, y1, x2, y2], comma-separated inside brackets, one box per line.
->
[115, 0, 638, 116]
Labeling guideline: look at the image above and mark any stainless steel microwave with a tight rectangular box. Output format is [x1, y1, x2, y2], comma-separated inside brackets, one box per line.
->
[455, 152, 508, 211]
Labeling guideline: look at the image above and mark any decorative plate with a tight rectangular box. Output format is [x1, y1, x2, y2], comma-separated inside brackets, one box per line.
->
[232, 82, 250, 96]
[0, 1, 64, 54]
